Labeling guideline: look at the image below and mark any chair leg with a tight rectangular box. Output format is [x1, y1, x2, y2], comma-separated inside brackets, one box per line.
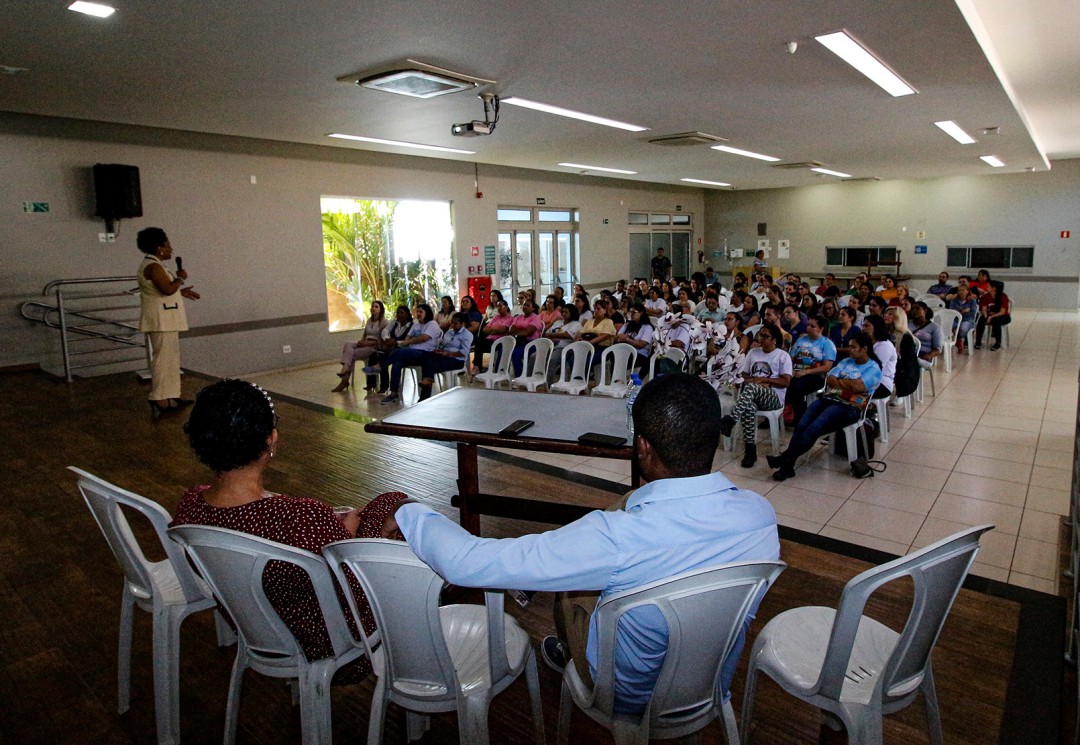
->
[922, 662, 944, 745]
[928, 367, 936, 397]
[611, 717, 649, 745]
[367, 678, 389, 745]
[524, 651, 546, 745]
[405, 712, 430, 742]
[557, 677, 574, 745]
[223, 647, 248, 745]
[117, 588, 135, 714]
[459, 692, 492, 745]
[740, 661, 760, 744]
[297, 664, 335, 745]
[151, 607, 183, 745]
[214, 609, 237, 647]
[721, 699, 740, 745]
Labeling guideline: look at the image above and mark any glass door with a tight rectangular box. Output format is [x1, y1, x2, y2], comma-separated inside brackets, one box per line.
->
[538, 231, 555, 297]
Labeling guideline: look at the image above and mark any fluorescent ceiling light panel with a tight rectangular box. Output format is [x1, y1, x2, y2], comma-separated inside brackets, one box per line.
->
[811, 167, 852, 178]
[710, 145, 780, 162]
[681, 178, 731, 187]
[814, 30, 916, 97]
[502, 97, 648, 132]
[980, 155, 1005, 167]
[558, 162, 637, 175]
[328, 133, 475, 155]
[67, 2, 115, 17]
[934, 120, 977, 144]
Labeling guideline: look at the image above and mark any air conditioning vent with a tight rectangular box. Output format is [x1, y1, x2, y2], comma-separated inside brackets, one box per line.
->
[338, 59, 495, 99]
[770, 161, 826, 170]
[842, 177, 882, 182]
[648, 132, 728, 146]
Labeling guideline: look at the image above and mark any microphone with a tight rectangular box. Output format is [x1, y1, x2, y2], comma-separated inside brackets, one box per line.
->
[175, 256, 184, 273]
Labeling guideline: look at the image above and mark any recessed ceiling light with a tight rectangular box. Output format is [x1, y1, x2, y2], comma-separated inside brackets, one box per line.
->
[811, 167, 852, 178]
[681, 178, 731, 187]
[67, 2, 116, 18]
[558, 162, 637, 175]
[711, 145, 780, 162]
[0, 65, 28, 75]
[814, 30, 916, 97]
[502, 97, 648, 132]
[934, 121, 977, 145]
[328, 133, 475, 155]
[980, 155, 1005, 167]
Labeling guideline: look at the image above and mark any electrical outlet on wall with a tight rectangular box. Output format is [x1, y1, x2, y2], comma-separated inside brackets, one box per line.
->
[282, 345, 292, 354]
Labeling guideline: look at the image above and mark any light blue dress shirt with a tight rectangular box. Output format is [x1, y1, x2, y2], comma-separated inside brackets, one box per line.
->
[395, 470, 779, 714]
[438, 326, 474, 358]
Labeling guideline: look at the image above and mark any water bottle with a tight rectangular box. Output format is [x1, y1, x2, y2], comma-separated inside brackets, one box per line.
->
[625, 373, 643, 436]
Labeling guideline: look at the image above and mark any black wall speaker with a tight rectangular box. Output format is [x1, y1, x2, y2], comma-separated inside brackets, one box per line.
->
[757, 222, 767, 237]
[93, 164, 143, 219]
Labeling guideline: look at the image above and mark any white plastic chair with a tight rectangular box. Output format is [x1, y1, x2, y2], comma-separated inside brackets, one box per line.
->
[323, 539, 545, 745]
[592, 343, 637, 397]
[474, 335, 516, 389]
[646, 347, 687, 381]
[167, 525, 370, 745]
[557, 561, 786, 745]
[70, 466, 234, 745]
[828, 396, 874, 464]
[754, 407, 784, 455]
[551, 340, 595, 395]
[742, 525, 993, 745]
[868, 398, 889, 443]
[934, 308, 962, 372]
[920, 294, 945, 309]
[510, 337, 555, 391]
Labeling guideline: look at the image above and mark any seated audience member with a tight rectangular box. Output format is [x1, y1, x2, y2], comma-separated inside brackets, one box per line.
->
[612, 279, 627, 303]
[615, 303, 654, 369]
[909, 301, 943, 369]
[975, 280, 1012, 350]
[844, 275, 864, 297]
[576, 301, 617, 359]
[703, 266, 719, 286]
[787, 316, 838, 423]
[731, 273, 748, 292]
[863, 315, 896, 401]
[799, 292, 820, 318]
[885, 307, 921, 402]
[332, 300, 387, 392]
[720, 311, 751, 355]
[830, 306, 861, 359]
[508, 299, 545, 376]
[363, 305, 412, 395]
[927, 271, 954, 298]
[855, 283, 873, 307]
[866, 295, 888, 318]
[846, 294, 867, 325]
[899, 295, 915, 316]
[762, 306, 792, 350]
[760, 286, 784, 318]
[781, 304, 807, 341]
[767, 333, 882, 481]
[381, 303, 442, 404]
[815, 273, 837, 296]
[694, 293, 726, 324]
[719, 323, 793, 468]
[553, 286, 566, 302]
[379, 374, 779, 717]
[876, 275, 899, 301]
[539, 295, 563, 329]
[472, 299, 514, 372]
[820, 297, 841, 333]
[458, 295, 484, 335]
[435, 296, 455, 331]
[674, 288, 697, 315]
[737, 293, 761, 327]
[574, 293, 594, 323]
[948, 284, 978, 353]
[944, 275, 971, 302]
[969, 269, 991, 299]
[889, 284, 911, 308]
[643, 286, 668, 317]
[173, 379, 409, 684]
[416, 312, 473, 401]
[545, 303, 583, 381]
[482, 290, 505, 322]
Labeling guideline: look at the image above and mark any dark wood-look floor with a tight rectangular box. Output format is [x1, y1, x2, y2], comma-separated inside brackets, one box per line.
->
[0, 370, 1063, 744]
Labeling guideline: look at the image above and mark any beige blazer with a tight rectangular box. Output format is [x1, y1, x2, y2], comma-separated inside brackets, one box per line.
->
[137, 255, 189, 332]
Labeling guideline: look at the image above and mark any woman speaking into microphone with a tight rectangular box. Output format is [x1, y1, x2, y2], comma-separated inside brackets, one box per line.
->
[136, 227, 200, 416]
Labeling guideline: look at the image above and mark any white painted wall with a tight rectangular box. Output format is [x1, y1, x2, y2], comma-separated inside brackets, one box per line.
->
[0, 114, 703, 376]
[703, 160, 1080, 308]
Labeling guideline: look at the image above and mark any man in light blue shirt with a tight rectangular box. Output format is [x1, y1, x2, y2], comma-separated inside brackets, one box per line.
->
[381, 374, 780, 715]
[416, 312, 474, 401]
[693, 293, 726, 324]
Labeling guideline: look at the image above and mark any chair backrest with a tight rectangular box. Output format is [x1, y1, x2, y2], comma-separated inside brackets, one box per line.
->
[323, 539, 507, 703]
[559, 340, 595, 384]
[589, 561, 785, 722]
[813, 524, 992, 703]
[520, 337, 554, 381]
[934, 309, 962, 342]
[597, 343, 636, 388]
[647, 346, 687, 380]
[744, 323, 763, 338]
[168, 525, 362, 667]
[70, 466, 206, 605]
[921, 295, 945, 309]
[487, 335, 516, 377]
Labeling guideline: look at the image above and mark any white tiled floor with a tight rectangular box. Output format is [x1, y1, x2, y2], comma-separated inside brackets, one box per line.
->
[249, 310, 1077, 592]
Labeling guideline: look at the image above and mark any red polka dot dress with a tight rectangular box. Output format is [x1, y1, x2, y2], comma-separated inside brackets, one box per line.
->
[171, 488, 408, 684]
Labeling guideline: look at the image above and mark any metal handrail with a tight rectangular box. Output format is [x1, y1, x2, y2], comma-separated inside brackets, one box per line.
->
[21, 275, 146, 382]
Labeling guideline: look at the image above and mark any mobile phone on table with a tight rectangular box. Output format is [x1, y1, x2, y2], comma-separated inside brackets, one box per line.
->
[577, 432, 626, 447]
[499, 419, 535, 437]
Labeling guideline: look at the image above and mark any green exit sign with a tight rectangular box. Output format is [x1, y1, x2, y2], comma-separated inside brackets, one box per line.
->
[23, 201, 49, 213]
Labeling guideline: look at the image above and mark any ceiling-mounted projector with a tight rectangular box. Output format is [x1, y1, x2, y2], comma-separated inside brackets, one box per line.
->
[451, 120, 493, 137]
[451, 93, 499, 137]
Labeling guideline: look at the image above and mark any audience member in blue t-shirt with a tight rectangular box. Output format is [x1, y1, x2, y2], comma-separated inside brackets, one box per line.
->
[786, 316, 838, 423]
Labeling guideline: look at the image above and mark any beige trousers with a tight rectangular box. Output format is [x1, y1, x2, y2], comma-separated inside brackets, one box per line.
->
[148, 331, 181, 400]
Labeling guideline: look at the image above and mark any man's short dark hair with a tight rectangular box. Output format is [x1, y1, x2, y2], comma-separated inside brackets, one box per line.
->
[136, 227, 168, 254]
[632, 373, 721, 477]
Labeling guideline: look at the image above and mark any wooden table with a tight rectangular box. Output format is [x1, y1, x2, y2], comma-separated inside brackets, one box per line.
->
[365, 387, 640, 534]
